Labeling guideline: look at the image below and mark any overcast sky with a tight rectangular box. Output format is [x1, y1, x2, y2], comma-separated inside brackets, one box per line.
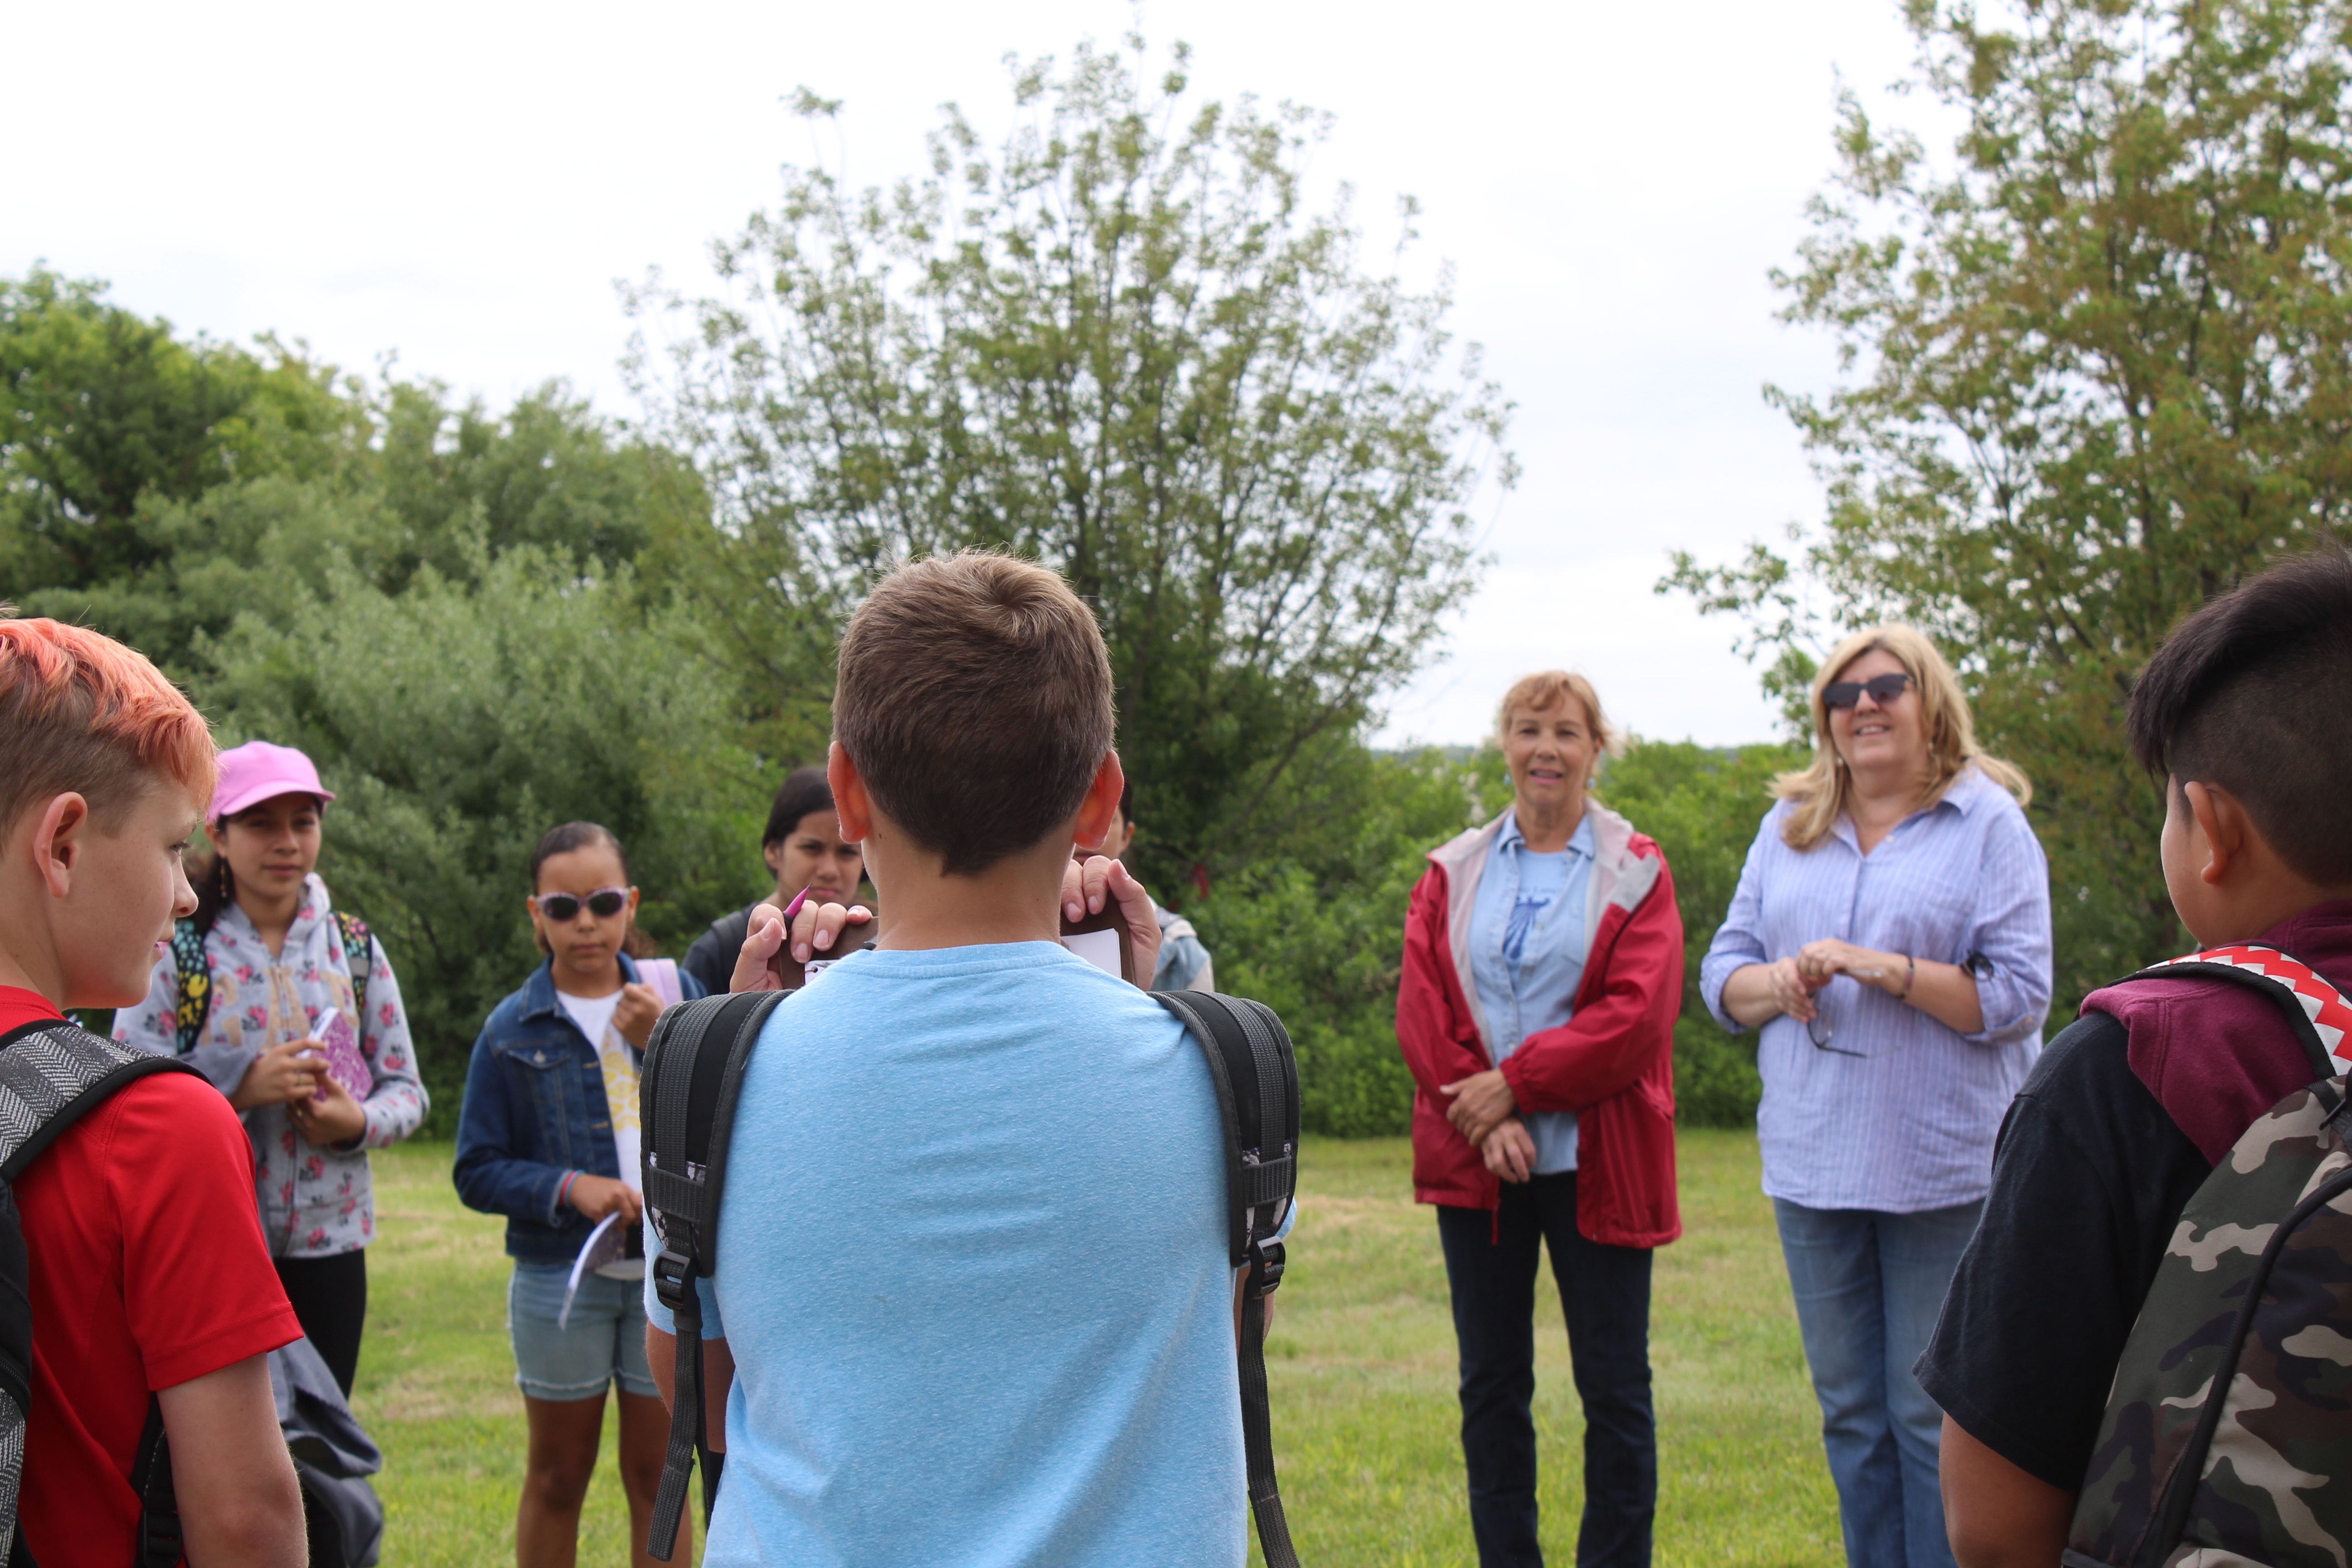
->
[4, 0, 1944, 749]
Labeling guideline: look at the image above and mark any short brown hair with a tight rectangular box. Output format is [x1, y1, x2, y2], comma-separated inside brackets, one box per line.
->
[834, 553, 1115, 876]
[0, 610, 216, 839]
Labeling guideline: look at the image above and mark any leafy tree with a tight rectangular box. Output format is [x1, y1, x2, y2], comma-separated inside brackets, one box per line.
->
[1665, 0, 2352, 1008]
[200, 549, 770, 1126]
[624, 34, 1514, 896]
[1, 269, 348, 593]
[2, 273, 700, 681]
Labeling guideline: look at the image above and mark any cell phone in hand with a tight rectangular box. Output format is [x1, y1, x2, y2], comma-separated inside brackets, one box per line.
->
[768, 930, 875, 990]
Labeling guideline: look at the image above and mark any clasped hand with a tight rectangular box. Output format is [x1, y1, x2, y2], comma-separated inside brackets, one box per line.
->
[1439, 1068, 1539, 1180]
[1793, 939, 1906, 999]
[233, 1039, 368, 1146]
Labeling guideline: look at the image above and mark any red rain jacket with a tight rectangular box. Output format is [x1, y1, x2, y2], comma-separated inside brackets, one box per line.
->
[1396, 804, 1684, 1247]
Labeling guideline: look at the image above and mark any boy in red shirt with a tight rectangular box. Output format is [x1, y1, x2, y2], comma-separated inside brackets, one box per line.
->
[0, 613, 306, 1566]
[1917, 546, 2352, 1567]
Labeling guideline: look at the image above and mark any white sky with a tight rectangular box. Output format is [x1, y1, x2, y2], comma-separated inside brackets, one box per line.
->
[3, 0, 1943, 749]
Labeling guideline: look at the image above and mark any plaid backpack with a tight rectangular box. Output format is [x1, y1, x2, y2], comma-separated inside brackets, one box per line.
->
[2067, 944, 2352, 1568]
[0, 1019, 201, 1566]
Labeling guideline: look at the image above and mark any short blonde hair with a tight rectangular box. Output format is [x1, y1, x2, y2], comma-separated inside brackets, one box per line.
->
[1774, 624, 2029, 850]
[1494, 671, 1616, 785]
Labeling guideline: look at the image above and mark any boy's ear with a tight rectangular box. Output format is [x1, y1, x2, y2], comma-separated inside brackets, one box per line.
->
[29, 793, 93, 899]
[2185, 780, 2250, 887]
[1071, 752, 1126, 854]
[828, 743, 874, 844]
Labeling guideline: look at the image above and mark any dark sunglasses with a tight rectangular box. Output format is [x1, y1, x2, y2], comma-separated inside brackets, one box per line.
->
[1823, 673, 1914, 711]
[534, 887, 629, 921]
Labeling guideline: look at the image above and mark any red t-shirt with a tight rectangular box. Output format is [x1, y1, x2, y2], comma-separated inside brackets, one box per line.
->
[1, 985, 303, 1567]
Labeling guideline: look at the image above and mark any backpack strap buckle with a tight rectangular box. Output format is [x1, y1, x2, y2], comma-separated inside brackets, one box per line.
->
[1249, 1238, 1285, 1299]
[651, 1247, 701, 1330]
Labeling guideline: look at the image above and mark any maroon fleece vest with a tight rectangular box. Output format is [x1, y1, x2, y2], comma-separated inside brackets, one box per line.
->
[2079, 899, 2352, 1162]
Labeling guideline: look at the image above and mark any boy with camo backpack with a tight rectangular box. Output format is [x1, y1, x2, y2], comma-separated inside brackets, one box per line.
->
[1919, 547, 2352, 1568]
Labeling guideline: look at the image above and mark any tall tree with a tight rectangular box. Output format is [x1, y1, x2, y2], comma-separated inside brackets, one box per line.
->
[1666, 0, 2352, 1006]
[624, 34, 1513, 890]
[0, 270, 701, 681]
[0, 269, 346, 592]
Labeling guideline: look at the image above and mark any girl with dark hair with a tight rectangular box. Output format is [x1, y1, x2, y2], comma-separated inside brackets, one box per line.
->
[112, 740, 428, 1397]
[452, 821, 706, 1568]
[682, 764, 866, 995]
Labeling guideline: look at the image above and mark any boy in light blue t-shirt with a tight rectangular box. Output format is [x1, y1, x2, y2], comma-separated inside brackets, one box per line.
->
[645, 553, 1270, 1568]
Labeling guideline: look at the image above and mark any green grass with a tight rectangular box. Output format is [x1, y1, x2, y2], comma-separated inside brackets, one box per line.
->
[356, 1132, 1838, 1566]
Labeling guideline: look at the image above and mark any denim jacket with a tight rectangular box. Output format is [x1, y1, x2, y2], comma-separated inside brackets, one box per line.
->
[452, 953, 706, 1262]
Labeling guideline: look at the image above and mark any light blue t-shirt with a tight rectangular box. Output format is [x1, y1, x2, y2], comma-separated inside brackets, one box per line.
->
[1466, 810, 1597, 1174]
[644, 941, 1248, 1568]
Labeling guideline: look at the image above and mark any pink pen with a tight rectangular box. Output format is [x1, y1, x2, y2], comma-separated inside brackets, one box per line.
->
[780, 886, 810, 921]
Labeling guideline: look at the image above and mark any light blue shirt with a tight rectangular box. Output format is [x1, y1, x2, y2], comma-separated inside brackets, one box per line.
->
[1467, 810, 1597, 1174]
[1698, 765, 2054, 1213]
[644, 942, 1250, 1568]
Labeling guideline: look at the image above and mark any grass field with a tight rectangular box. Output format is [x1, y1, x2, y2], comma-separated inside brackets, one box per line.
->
[355, 1132, 1840, 1566]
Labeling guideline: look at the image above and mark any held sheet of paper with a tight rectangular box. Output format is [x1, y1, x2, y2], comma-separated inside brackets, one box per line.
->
[558, 1212, 627, 1330]
[1062, 928, 1121, 977]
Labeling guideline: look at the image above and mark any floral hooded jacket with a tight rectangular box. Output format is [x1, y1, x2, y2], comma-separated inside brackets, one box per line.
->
[114, 873, 429, 1257]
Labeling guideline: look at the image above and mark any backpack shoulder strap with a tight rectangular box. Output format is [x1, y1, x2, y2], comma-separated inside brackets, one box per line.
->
[332, 911, 372, 1030]
[170, 921, 211, 1057]
[0, 1024, 200, 1568]
[1152, 990, 1303, 1568]
[1152, 991, 1298, 1261]
[638, 989, 784, 1562]
[2126, 943, 2352, 1083]
[0, 1023, 203, 1182]
[128, 1398, 181, 1568]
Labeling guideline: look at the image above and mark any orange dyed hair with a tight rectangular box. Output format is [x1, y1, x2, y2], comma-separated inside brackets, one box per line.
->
[0, 611, 217, 839]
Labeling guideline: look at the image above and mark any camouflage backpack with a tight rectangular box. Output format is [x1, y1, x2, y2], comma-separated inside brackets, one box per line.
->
[2068, 943, 2352, 1568]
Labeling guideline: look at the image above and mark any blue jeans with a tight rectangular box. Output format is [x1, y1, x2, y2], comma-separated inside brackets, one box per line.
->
[1437, 1173, 1656, 1568]
[508, 1262, 657, 1401]
[1772, 1199, 1982, 1568]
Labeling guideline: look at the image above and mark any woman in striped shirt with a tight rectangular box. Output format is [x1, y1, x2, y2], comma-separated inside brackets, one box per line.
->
[1701, 626, 2052, 1568]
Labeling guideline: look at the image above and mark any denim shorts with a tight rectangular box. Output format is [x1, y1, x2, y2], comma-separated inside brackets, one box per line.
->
[507, 1261, 657, 1401]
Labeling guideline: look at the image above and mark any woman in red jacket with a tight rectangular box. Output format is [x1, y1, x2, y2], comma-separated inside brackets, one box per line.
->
[1397, 670, 1684, 1568]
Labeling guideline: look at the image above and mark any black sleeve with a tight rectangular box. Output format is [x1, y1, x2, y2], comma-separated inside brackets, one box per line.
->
[680, 908, 748, 999]
[1914, 1012, 2212, 1492]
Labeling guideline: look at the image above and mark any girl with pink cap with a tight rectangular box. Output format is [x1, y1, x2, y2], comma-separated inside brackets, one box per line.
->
[113, 739, 429, 1397]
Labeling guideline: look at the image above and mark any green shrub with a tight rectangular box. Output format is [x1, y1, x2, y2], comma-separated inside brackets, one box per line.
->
[201, 548, 772, 1131]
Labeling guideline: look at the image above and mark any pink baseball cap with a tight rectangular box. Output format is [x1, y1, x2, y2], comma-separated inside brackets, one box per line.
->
[210, 740, 337, 823]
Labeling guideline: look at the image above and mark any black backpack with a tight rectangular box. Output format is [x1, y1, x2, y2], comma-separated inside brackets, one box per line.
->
[636, 986, 1303, 1567]
[0, 1020, 203, 1568]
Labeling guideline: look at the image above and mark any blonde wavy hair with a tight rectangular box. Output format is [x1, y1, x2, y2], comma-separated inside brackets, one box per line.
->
[1774, 624, 2029, 850]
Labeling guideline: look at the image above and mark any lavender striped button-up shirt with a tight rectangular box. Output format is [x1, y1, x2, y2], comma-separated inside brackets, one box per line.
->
[1700, 764, 2053, 1213]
